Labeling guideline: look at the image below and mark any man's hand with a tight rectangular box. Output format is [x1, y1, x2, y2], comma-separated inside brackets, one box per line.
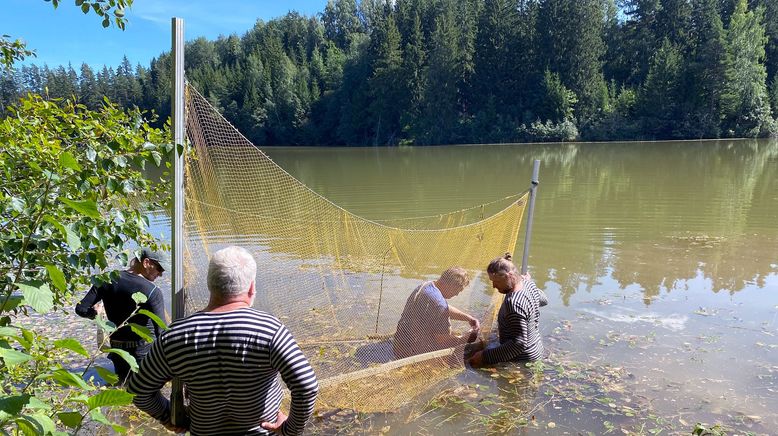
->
[260, 410, 288, 434]
[468, 316, 480, 331]
[468, 350, 485, 368]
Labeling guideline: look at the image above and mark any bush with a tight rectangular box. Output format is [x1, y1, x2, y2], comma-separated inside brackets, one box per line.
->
[0, 93, 170, 434]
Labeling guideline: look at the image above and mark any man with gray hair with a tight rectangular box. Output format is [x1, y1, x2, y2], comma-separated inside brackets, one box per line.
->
[127, 246, 319, 435]
[393, 266, 481, 359]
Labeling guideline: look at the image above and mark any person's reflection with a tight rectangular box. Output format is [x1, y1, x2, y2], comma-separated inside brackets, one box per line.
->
[393, 267, 482, 359]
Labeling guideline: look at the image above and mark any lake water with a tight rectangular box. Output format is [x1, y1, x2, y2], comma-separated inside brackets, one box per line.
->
[155, 139, 778, 434]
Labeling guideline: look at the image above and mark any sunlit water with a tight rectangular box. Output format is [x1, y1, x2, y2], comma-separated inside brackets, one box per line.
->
[143, 139, 777, 434]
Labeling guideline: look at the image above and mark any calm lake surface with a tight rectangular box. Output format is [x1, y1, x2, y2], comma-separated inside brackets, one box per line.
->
[157, 139, 778, 434]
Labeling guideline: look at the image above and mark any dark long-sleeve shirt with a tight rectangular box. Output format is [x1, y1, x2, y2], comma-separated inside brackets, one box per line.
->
[126, 307, 319, 436]
[483, 279, 548, 364]
[75, 270, 166, 341]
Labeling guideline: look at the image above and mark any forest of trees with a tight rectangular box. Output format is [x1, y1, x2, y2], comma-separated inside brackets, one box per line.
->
[2, 0, 778, 145]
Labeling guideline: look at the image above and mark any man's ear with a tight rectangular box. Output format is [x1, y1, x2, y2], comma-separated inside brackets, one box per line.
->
[247, 280, 256, 299]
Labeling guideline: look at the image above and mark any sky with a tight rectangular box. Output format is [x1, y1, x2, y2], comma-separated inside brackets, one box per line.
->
[1, 0, 329, 69]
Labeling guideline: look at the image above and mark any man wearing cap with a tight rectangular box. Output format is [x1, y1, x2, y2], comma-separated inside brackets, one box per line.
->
[75, 248, 168, 385]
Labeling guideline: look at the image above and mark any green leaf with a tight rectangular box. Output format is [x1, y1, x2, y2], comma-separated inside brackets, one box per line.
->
[151, 151, 162, 167]
[25, 397, 52, 411]
[0, 295, 23, 313]
[0, 326, 19, 337]
[104, 348, 138, 372]
[64, 224, 82, 251]
[53, 338, 89, 357]
[81, 2, 89, 13]
[23, 413, 56, 435]
[128, 323, 153, 342]
[57, 411, 83, 428]
[85, 147, 97, 162]
[9, 197, 24, 213]
[44, 264, 67, 292]
[0, 394, 30, 420]
[49, 369, 92, 390]
[94, 317, 116, 335]
[95, 365, 119, 385]
[86, 389, 135, 410]
[15, 282, 54, 314]
[60, 198, 101, 219]
[131, 292, 147, 304]
[15, 417, 37, 436]
[0, 347, 33, 368]
[89, 408, 109, 425]
[58, 151, 82, 171]
[138, 309, 168, 331]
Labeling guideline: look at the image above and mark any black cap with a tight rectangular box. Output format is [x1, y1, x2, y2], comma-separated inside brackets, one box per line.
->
[139, 248, 169, 272]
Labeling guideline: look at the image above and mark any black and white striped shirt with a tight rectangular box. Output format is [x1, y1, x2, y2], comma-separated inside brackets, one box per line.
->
[483, 279, 548, 364]
[127, 307, 318, 436]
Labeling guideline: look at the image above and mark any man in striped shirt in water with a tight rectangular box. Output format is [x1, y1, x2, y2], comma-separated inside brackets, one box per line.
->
[127, 246, 319, 435]
[469, 253, 548, 367]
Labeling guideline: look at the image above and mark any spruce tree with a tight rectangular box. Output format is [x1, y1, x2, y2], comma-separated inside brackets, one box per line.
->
[721, 0, 774, 136]
[639, 39, 684, 138]
[683, 0, 726, 137]
[538, 0, 608, 129]
[78, 63, 100, 109]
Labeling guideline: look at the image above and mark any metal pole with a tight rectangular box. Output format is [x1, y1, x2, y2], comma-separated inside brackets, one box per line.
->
[170, 16, 188, 429]
[521, 160, 540, 275]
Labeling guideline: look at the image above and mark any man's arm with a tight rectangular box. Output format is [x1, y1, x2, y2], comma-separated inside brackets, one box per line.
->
[145, 288, 167, 338]
[264, 325, 319, 436]
[126, 337, 175, 428]
[74, 286, 101, 319]
[447, 305, 480, 331]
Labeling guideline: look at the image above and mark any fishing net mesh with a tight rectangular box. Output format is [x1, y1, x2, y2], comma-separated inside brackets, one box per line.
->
[182, 84, 528, 412]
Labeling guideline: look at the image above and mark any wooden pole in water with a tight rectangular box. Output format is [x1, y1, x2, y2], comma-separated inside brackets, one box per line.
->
[170, 16, 187, 428]
[521, 160, 540, 275]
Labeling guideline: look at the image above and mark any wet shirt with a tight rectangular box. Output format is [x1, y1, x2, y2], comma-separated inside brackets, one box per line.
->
[393, 282, 450, 358]
[75, 270, 165, 342]
[127, 308, 319, 436]
[482, 279, 547, 364]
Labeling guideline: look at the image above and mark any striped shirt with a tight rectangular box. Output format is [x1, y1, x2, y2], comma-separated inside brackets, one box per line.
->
[127, 308, 318, 436]
[483, 279, 548, 364]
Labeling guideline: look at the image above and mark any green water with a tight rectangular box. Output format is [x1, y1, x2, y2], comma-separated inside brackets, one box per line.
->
[142, 139, 777, 434]
[257, 140, 778, 434]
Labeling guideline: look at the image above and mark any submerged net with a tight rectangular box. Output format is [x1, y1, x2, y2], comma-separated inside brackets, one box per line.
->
[182, 84, 528, 412]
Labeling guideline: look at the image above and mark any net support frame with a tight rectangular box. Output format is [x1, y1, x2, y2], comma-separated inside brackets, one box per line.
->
[170, 16, 187, 428]
[521, 160, 540, 275]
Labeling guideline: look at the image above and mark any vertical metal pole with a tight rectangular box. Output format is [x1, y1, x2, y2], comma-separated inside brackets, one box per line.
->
[521, 160, 540, 275]
[171, 17, 187, 429]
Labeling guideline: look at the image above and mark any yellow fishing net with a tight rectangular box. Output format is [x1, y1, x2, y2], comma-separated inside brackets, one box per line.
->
[182, 84, 528, 412]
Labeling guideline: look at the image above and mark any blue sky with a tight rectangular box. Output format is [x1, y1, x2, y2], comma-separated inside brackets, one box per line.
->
[2, 0, 329, 69]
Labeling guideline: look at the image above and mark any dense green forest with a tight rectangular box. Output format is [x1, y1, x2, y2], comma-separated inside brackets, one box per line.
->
[3, 0, 778, 145]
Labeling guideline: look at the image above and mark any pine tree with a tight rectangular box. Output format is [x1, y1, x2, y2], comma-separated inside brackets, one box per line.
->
[417, 2, 461, 144]
[639, 39, 684, 138]
[78, 63, 100, 109]
[538, 0, 608, 128]
[683, 0, 726, 137]
[721, 0, 774, 136]
[756, 0, 778, 85]
[398, 2, 426, 141]
[368, 4, 404, 144]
